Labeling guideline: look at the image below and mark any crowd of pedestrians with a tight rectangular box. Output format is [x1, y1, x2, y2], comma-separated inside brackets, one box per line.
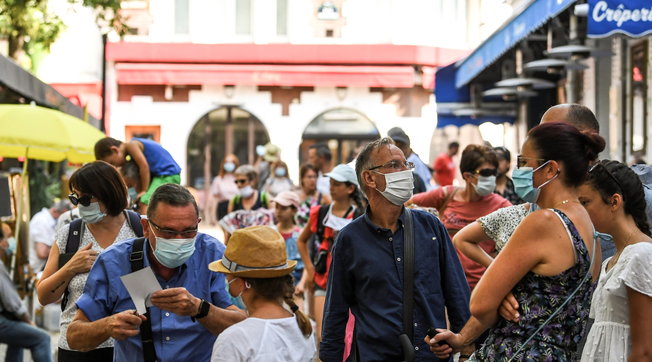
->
[2, 102, 652, 362]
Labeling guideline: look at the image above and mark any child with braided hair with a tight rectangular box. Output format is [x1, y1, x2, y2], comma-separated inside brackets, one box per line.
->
[579, 160, 652, 361]
[209, 226, 316, 361]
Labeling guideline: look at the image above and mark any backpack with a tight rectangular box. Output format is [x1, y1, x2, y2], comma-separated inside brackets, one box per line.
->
[312, 204, 364, 274]
[59, 210, 144, 311]
[231, 191, 270, 210]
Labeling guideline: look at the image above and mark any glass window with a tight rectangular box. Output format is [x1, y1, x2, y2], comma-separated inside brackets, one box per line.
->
[277, 0, 288, 36]
[174, 0, 189, 34]
[236, 0, 252, 35]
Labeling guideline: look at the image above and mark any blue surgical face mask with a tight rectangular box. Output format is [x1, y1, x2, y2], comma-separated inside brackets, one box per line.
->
[473, 175, 496, 196]
[512, 160, 558, 203]
[128, 187, 138, 204]
[6, 237, 16, 254]
[152, 234, 196, 268]
[78, 202, 106, 224]
[256, 145, 266, 156]
[224, 162, 236, 173]
[275, 168, 287, 177]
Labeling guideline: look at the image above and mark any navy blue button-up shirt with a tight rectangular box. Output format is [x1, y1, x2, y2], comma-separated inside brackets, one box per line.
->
[320, 208, 470, 362]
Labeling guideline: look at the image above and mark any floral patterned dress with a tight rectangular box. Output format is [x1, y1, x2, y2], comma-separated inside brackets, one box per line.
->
[471, 209, 596, 361]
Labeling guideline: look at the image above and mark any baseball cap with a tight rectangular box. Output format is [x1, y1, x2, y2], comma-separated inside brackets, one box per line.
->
[325, 164, 359, 186]
[273, 191, 300, 208]
[388, 127, 410, 145]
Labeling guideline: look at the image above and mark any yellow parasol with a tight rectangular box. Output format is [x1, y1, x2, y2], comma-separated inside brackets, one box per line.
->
[0, 104, 105, 283]
[0, 104, 105, 163]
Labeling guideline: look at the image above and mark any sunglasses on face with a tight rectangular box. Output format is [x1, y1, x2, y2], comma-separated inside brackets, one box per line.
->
[473, 168, 498, 177]
[68, 193, 92, 207]
[234, 179, 248, 185]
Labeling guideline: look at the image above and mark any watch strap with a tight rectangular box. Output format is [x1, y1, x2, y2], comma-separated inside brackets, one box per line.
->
[191, 299, 210, 322]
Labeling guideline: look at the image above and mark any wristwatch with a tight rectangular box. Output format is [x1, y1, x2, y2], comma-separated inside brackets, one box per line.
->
[191, 299, 210, 322]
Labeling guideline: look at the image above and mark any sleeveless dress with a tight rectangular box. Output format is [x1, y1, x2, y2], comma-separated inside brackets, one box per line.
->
[581, 242, 652, 361]
[471, 209, 595, 361]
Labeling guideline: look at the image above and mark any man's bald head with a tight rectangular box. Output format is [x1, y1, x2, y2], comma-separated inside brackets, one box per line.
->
[540, 104, 599, 133]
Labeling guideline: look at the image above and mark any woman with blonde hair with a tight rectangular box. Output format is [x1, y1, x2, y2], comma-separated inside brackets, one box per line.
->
[209, 226, 316, 361]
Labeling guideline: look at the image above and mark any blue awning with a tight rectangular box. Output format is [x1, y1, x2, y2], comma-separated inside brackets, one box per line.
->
[455, 0, 576, 88]
[436, 63, 516, 128]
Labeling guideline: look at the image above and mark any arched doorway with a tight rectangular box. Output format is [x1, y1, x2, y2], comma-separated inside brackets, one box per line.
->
[300, 108, 379, 165]
[187, 106, 269, 189]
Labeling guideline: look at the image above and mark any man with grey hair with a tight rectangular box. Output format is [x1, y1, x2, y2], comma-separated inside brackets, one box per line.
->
[321, 137, 470, 361]
[540, 103, 600, 133]
[67, 184, 245, 361]
[29, 199, 72, 272]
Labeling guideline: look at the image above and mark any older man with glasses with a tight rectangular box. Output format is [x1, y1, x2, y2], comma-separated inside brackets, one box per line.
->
[320, 137, 470, 362]
[66, 184, 245, 362]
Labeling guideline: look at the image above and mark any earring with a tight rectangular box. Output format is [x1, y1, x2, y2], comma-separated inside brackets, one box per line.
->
[244, 281, 252, 289]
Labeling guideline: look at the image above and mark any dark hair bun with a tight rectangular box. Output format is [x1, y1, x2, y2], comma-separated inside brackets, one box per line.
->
[580, 130, 606, 161]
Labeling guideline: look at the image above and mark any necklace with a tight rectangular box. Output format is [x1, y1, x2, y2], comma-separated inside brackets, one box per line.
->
[553, 199, 580, 208]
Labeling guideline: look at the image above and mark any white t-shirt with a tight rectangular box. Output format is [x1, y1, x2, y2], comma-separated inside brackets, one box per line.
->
[29, 207, 56, 271]
[211, 317, 317, 362]
[316, 172, 331, 197]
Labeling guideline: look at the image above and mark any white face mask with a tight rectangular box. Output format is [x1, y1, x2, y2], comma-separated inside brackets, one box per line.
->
[374, 170, 414, 205]
[323, 204, 354, 231]
[239, 185, 254, 198]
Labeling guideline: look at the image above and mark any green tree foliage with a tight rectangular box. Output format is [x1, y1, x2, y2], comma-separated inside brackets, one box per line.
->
[0, 0, 127, 68]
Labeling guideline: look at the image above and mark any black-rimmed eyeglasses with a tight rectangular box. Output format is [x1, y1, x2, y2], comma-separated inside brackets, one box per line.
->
[148, 219, 198, 239]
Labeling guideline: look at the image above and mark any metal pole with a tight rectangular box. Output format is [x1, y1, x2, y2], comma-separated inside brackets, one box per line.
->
[566, 14, 579, 104]
[100, 33, 107, 133]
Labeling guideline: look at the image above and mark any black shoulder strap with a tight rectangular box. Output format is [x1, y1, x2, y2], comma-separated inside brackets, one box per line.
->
[61, 218, 85, 312]
[316, 204, 330, 242]
[402, 208, 415, 361]
[65, 218, 84, 254]
[125, 210, 144, 237]
[130, 238, 157, 362]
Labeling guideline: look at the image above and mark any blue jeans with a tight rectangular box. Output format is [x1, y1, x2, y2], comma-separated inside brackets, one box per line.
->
[0, 315, 52, 362]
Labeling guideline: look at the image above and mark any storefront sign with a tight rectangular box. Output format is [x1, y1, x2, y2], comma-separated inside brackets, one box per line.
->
[588, 0, 652, 38]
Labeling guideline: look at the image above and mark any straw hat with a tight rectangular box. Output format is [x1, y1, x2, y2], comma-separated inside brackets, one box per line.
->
[209, 226, 296, 278]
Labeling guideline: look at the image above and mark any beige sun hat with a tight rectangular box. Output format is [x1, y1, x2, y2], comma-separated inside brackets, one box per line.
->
[208, 225, 296, 278]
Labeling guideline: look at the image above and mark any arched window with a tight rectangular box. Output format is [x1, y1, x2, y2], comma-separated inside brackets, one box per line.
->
[301, 108, 379, 165]
[187, 106, 269, 188]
